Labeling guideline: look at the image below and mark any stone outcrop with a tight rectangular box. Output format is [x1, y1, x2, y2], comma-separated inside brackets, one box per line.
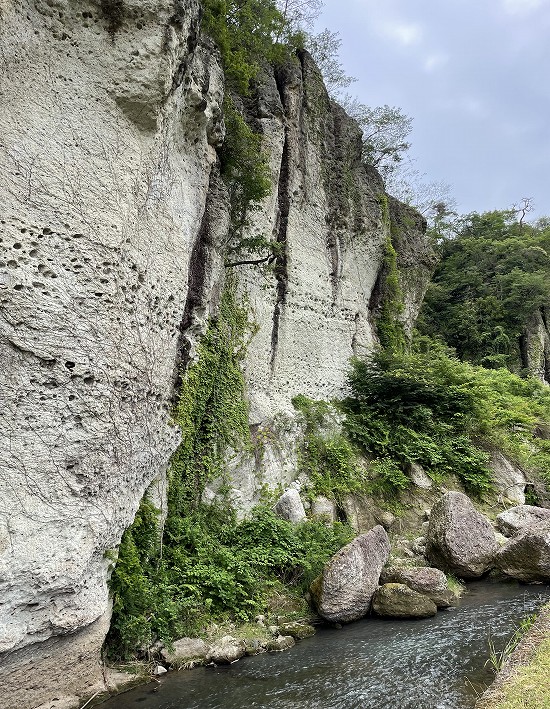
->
[206, 636, 246, 664]
[489, 452, 527, 506]
[380, 566, 456, 608]
[496, 505, 550, 537]
[1, 1, 225, 706]
[342, 494, 395, 534]
[0, 2, 432, 706]
[494, 521, 550, 582]
[310, 526, 390, 623]
[426, 492, 498, 578]
[274, 488, 307, 523]
[372, 583, 438, 619]
[161, 638, 210, 668]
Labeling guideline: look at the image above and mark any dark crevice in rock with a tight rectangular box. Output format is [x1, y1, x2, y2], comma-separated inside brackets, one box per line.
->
[368, 261, 386, 332]
[269, 65, 296, 371]
[519, 333, 529, 370]
[170, 167, 218, 406]
[351, 312, 360, 355]
[270, 127, 291, 371]
[167, 5, 202, 93]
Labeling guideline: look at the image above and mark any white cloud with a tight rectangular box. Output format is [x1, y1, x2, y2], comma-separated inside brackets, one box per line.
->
[380, 21, 423, 45]
[502, 0, 547, 15]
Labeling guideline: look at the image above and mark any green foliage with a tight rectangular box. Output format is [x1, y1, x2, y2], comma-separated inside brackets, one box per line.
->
[201, 2, 302, 260]
[343, 346, 550, 498]
[419, 209, 550, 371]
[107, 285, 352, 660]
[201, 0, 297, 96]
[169, 280, 252, 513]
[342, 351, 495, 496]
[107, 501, 351, 660]
[375, 195, 407, 353]
[292, 395, 367, 501]
[220, 98, 272, 244]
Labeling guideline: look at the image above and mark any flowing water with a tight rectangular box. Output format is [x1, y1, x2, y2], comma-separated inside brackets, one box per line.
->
[104, 581, 549, 709]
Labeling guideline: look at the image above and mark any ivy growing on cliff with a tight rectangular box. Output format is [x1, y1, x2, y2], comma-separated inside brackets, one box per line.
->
[201, 1, 303, 265]
[375, 194, 407, 354]
[106, 282, 352, 660]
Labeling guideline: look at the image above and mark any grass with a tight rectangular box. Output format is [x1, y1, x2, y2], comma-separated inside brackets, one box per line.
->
[478, 602, 550, 709]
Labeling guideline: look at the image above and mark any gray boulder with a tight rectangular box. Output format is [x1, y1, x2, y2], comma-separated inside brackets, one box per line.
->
[279, 622, 316, 640]
[310, 526, 390, 623]
[496, 505, 550, 537]
[494, 521, 550, 582]
[161, 637, 210, 667]
[206, 636, 246, 664]
[372, 583, 438, 618]
[380, 566, 456, 608]
[426, 492, 497, 578]
[489, 451, 526, 505]
[274, 488, 307, 523]
[265, 635, 295, 652]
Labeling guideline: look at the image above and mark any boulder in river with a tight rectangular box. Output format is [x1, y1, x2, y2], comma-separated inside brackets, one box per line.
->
[206, 636, 246, 664]
[279, 622, 316, 640]
[265, 635, 296, 652]
[496, 505, 550, 537]
[161, 637, 210, 667]
[310, 526, 390, 623]
[425, 492, 497, 579]
[372, 583, 438, 618]
[494, 520, 550, 582]
[380, 566, 456, 608]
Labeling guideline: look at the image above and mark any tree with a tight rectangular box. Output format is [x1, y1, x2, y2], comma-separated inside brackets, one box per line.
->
[305, 29, 356, 97]
[342, 99, 412, 176]
[276, 0, 323, 32]
[418, 206, 550, 371]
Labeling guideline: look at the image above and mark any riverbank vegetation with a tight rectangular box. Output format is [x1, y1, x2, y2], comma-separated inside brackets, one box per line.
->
[478, 602, 550, 709]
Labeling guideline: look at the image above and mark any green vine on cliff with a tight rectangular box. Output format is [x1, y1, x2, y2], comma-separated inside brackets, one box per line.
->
[168, 277, 253, 513]
[376, 194, 406, 354]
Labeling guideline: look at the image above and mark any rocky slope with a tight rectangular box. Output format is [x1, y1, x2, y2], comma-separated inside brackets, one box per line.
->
[0, 2, 432, 707]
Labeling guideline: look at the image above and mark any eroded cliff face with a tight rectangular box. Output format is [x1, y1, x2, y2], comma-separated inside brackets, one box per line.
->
[0, 1, 224, 705]
[0, 3, 432, 707]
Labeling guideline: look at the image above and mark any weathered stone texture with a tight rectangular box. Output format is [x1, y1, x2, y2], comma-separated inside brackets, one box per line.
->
[494, 521, 550, 582]
[372, 583, 438, 619]
[0, 0, 223, 705]
[310, 526, 390, 623]
[426, 492, 498, 578]
[496, 505, 550, 537]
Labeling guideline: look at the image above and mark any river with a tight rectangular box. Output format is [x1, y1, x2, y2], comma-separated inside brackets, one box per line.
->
[103, 580, 549, 709]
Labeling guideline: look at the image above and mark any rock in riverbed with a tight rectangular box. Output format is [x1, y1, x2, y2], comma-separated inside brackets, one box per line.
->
[372, 583, 438, 618]
[494, 521, 550, 582]
[380, 566, 456, 608]
[310, 526, 390, 623]
[496, 505, 550, 536]
[426, 492, 497, 578]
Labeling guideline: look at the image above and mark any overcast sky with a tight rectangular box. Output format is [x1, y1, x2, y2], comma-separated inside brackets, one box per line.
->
[315, 0, 550, 219]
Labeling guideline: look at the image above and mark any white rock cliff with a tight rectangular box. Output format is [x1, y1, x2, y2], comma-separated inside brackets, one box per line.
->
[0, 2, 432, 707]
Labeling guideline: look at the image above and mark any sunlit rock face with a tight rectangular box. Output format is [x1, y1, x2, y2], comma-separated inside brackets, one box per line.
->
[0, 1, 223, 705]
[0, 4, 432, 706]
